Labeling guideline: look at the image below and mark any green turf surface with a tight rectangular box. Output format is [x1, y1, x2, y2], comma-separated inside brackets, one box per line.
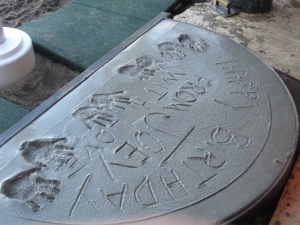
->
[20, 3, 146, 70]
[0, 97, 29, 135]
[20, 0, 180, 70]
[73, 0, 178, 21]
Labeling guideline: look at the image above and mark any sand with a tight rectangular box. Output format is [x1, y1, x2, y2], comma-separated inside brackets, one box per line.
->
[0, 0, 73, 27]
[0, 50, 80, 109]
[0, 0, 79, 110]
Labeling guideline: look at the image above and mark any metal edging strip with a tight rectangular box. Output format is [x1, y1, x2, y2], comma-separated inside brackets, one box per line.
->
[0, 12, 172, 147]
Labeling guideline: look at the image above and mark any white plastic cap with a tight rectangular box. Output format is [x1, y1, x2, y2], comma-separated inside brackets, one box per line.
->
[0, 19, 36, 88]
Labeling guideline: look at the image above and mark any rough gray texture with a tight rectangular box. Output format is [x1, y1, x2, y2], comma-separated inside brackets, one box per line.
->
[0, 20, 297, 225]
[174, 0, 300, 81]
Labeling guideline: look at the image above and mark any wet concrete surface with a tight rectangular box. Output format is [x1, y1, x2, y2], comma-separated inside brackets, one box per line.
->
[0, 24, 299, 225]
[247, 70, 300, 225]
[275, 71, 300, 219]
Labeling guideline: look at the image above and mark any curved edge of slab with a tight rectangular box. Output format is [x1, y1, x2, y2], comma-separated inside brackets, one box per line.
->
[0, 18, 298, 225]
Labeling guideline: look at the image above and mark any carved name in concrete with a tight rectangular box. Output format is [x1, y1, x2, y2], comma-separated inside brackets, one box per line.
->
[0, 31, 271, 225]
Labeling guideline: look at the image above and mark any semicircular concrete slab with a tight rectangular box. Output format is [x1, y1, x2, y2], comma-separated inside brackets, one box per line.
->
[0, 19, 298, 225]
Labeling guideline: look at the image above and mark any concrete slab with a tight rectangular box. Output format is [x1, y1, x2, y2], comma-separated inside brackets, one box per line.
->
[267, 71, 300, 225]
[174, 0, 300, 81]
[269, 150, 300, 225]
[0, 18, 297, 225]
[174, 3, 300, 224]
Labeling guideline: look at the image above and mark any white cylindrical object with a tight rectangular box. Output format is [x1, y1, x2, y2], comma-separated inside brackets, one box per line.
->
[0, 20, 6, 44]
[0, 22, 36, 88]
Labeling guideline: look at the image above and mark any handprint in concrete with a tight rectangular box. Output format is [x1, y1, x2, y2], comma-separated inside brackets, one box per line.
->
[178, 34, 209, 52]
[1, 168, 61, 212]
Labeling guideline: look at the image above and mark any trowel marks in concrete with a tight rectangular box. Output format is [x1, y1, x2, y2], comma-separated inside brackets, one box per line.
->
[0, 20, 296, 225]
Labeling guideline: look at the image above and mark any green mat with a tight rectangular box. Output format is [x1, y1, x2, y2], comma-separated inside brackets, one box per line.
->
[73, 0, 179, 21]
[0, 97, 29, 135]
[20, 0, 182, 70]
